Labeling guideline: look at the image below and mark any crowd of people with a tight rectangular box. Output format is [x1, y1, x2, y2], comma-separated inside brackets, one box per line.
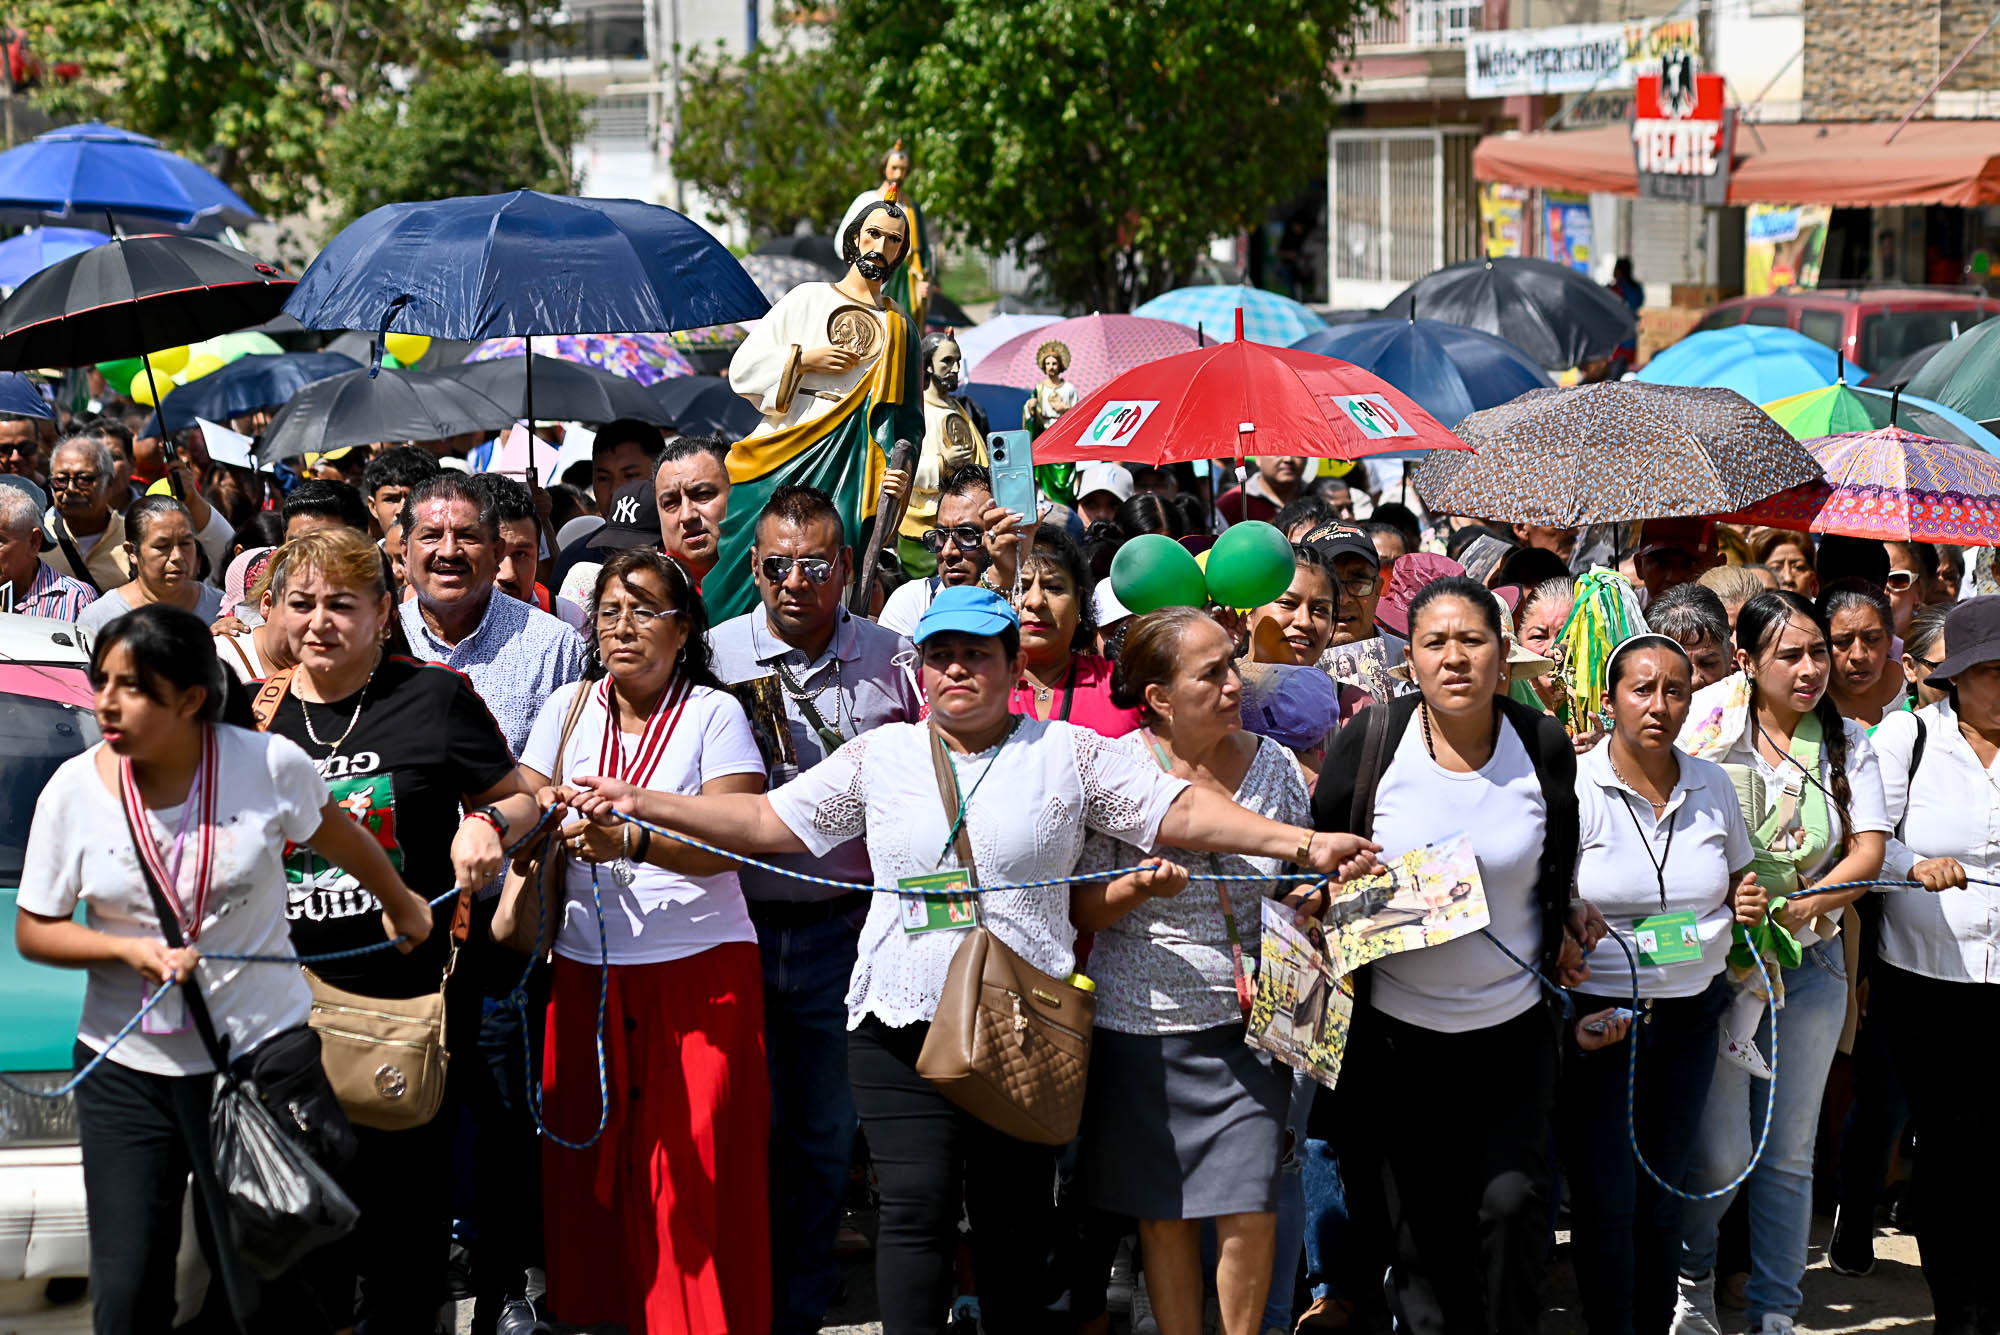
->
[7, 400, 1997, 1335]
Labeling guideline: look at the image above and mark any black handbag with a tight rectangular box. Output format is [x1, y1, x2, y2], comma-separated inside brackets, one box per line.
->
[122, 798, 361, 1278]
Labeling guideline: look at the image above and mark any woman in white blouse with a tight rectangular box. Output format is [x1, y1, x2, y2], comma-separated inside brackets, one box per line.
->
[1564, 634, 1763, 1335]
[1866, 595, 2000, 1335]
[1674, 589, 1889, 1335]
[563, 585, 1377, 1335]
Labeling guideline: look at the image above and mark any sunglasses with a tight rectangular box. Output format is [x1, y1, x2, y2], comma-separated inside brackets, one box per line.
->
[1885, 570, 1917, 592]
[759, 555, 835, 585]
[920, 525, 984, 554]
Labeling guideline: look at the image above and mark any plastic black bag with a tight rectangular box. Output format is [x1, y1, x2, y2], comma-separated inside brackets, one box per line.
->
[210, 1072, 361, 1279]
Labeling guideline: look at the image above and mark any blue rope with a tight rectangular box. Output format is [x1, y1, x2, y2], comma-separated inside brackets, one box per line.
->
[506, 861, 610, 1152]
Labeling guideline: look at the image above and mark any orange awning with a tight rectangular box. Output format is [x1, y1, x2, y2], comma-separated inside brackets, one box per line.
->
[1474, 119, 2000, 207]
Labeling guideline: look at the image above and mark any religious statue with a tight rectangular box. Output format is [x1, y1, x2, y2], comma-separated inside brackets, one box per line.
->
[720, 199, 925, 620]
[1022, 338, 1081, 504]
[899, 331, 990, 577]
[838, 141, 935, 331]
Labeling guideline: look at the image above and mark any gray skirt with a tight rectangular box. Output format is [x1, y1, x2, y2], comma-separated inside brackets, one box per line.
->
[1081, 1022, 1291, 1220]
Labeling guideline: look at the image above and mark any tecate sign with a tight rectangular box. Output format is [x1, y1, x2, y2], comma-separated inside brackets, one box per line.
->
[1464, 17, 1699, 98]
[1631, 62, 1734, 206]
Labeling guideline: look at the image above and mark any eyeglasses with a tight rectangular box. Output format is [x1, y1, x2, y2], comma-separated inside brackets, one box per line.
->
[1885, 570, 1918, 592]
[594, 605, 679, 630]
[920, 525, 984, 554]
[1910, 654, 1939, 672]
[1335, 575, 1379, 599]
[759, 555, 835, 585]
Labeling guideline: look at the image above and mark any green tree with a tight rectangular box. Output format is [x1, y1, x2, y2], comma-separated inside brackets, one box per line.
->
[838, 0, 1379, 312]
[670, 33, 866, 243]
[320, 59, 588, 232]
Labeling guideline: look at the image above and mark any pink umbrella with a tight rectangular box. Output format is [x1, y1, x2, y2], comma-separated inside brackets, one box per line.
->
[1724, 425, 2000, 545]
[967, 313, 1201, 396]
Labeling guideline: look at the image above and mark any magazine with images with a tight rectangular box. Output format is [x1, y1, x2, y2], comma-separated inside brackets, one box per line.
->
[1321, 834, 1487, 979]
[1321, 636, 1408, 705]
[1245, 898, 1355, 1092]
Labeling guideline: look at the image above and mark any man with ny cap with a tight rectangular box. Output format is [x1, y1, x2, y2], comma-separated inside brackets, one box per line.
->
[708, 483, 921, 1333]
[554, 476, 663, 606]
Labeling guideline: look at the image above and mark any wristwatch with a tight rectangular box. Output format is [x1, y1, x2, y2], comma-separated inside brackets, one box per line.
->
[471, 804, 511, 839]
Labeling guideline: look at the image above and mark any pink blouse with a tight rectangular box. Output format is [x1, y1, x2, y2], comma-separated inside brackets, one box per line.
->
[1009, 652, 1141, 738]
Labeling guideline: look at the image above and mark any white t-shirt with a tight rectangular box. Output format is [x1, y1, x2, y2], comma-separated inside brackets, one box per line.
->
[215, 628, 265, 683]
[768, 718, 1190, 1028]
[18, 727, 325, 1076]
[878, 576, 941, 638]
[521, 679, 767, 966]
[1574, 742, 1754, 999]
[1368, 718, 1549, 1032]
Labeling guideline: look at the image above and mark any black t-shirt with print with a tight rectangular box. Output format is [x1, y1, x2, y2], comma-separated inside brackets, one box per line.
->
[264, 654, 517, 999]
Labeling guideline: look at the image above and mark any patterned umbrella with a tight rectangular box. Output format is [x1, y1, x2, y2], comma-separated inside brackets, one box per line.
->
[738, 253, 840, 305]
[1411, 382, 1820, 525]
[1637, 325, 1862, 401]
[467, 333, 693, 387]
[1132, 284, 1327, 346]
[1761, 383, 2000, 455]
[967, 313, 1201, 396]
[1725, 426, 2000, 546]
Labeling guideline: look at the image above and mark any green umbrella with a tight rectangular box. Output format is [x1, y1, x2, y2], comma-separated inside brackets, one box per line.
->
[1761, 382, 2000, 455]
[1907, 317, 2000, 424]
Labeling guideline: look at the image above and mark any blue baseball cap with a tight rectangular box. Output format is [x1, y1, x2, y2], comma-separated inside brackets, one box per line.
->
[913, 585, 1019, 643]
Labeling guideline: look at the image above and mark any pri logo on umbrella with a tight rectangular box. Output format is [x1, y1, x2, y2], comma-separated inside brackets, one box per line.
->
[1085, 400, 1161, 448]
[1334, 394, 1414, 439]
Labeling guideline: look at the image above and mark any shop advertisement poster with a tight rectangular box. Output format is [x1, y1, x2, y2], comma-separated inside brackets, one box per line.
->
[1544, 193, 1594, 274]
[1480, 183, 1530, 259]
[1745, 204, 1831, 295]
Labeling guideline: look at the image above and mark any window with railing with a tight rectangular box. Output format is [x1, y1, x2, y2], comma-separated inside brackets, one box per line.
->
[1354, 0, 1483, 47]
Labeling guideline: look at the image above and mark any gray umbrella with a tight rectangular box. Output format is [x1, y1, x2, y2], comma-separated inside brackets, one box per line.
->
[258, 367, 515, 462]
[1411, 382, 1822, 525]
[436, 355, 670, 426]
[739, 253, 840, 304]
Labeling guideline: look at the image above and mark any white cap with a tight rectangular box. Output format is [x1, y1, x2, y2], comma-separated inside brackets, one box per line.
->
[558, 514, 606, 551]
[437, 456, 472, 474]
[1076, 462, 1135, 507]
[1092, 580, 1132, 626]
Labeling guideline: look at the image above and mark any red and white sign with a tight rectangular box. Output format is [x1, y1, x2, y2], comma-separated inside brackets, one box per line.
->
[1631, 63, 1733, 205]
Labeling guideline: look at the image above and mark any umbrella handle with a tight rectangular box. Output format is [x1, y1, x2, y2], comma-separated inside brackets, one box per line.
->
[850, 439, 915, 615]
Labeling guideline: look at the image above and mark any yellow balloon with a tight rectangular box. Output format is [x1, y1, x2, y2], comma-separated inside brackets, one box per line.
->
[145, 477, 174, 497]
[147, 344, 190, 377]
[383, 332, 431, 365]
[127, 377, 158, 406]
[181, 353, 227, 382]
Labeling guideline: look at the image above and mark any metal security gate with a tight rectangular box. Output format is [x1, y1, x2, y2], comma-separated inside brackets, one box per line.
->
[1328, 128, 1479, 308]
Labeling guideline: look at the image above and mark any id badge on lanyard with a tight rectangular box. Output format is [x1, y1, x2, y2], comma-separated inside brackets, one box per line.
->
[898, 869, 980, 934]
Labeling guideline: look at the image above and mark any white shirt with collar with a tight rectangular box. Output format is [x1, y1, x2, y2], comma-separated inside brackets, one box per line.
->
[1873, 700, 2000, 984]
[1574, 741, 1754, 999]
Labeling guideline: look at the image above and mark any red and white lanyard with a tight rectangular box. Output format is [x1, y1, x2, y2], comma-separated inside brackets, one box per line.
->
[119, 726, 219, 943]
[598, 675, 692, 789]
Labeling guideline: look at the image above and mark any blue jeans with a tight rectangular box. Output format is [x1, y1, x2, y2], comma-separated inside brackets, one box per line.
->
[754, 904, 864, 1335]
[1261, 1070, 1317, 1331]
[1679, 940, 1849, 1325]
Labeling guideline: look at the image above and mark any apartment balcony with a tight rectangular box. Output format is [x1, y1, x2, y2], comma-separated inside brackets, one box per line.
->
[1353, 0, 1484, 51]
[1342, 0, 1482, 102]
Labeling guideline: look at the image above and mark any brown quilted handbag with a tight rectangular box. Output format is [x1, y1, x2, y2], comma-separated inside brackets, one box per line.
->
[914, 722, 1095, 1145]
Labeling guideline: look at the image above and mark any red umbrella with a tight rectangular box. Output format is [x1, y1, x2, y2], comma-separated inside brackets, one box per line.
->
[967, 312, 1200, 395]
[1032, 331, 1469, 467]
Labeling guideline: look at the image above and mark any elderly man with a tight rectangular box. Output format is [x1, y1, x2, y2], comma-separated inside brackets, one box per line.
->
[709, 483, 921, 1335]
[396, 472, 584, 756]
[40, 434, 130, 593]
[1, 482, 97, 620]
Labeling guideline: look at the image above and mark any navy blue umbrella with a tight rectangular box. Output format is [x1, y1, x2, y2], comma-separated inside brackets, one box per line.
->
[961, 381, 1028, 436]
[0, 123, 261, 235]
[645, 374, 761, 438]
[1291, 319, 1554, 429]
[282, 190, 769, 343]
[0, 371, 53, 419]
[144, 351, 361, 434]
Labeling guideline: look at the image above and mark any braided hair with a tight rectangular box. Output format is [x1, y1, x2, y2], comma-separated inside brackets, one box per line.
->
[1735, 589, 1853, 843]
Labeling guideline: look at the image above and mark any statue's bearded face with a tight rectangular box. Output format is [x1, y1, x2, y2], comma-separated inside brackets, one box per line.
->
[1042, 354, 1064, 379]
[885, 153, 911, 184]
[929, 340, 962, 392]
[852, 210, 908, 282]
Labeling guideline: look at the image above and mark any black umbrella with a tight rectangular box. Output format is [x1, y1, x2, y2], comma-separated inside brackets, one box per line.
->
[0, 233, 293, 374]
[755, 233, 844, 272]
[1861, 339, 1950, 389]
[1380, 257, 1636, 372]
[926, 292, 973, 331]
[258, 367, 515, 462]
[146, 351, 360, 434]
[644, 374, 761, 438]
[437, 354, 670, 426]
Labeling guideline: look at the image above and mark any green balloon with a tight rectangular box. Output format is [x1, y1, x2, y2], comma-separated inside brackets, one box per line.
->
[1205, 521, 1296, 609]
[1111, 533, 1208, 614]
[380, 351, 405, 370]
[98, 356, 144, 396]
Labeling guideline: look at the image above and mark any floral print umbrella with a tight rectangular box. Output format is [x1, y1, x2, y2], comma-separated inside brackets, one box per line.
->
[1725, 425, 2000, 546]
[466, 332, 693, 387]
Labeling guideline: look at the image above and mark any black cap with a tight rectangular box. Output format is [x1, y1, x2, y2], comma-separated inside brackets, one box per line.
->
[1927, 595, 2000, 685]
[1301, 519, 1380, 571]
[586, 479, 660, 552]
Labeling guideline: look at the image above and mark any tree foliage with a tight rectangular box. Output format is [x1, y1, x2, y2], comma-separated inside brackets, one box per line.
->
[671, 31, 868, 244]
[321, 60, 588, 232]
[837, 0, 1378, 311]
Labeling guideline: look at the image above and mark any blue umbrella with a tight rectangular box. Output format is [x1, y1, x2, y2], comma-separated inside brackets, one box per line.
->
[0, 371, 53, 419]
[144, 352, 362, 435]
[282, 190, 769, 342]
[0, 227, 110, 289]
[1132, 284, 1327, 346]
[1290, 318, 1553, 428]
[1637, 326, 1866, 401]
[961, 381, 1029, 436]
[0, 123, 260, 235]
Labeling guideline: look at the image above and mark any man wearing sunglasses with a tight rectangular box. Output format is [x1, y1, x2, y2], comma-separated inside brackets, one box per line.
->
[708, 483, 921, 1335]
[877, 463, 1026, 638]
